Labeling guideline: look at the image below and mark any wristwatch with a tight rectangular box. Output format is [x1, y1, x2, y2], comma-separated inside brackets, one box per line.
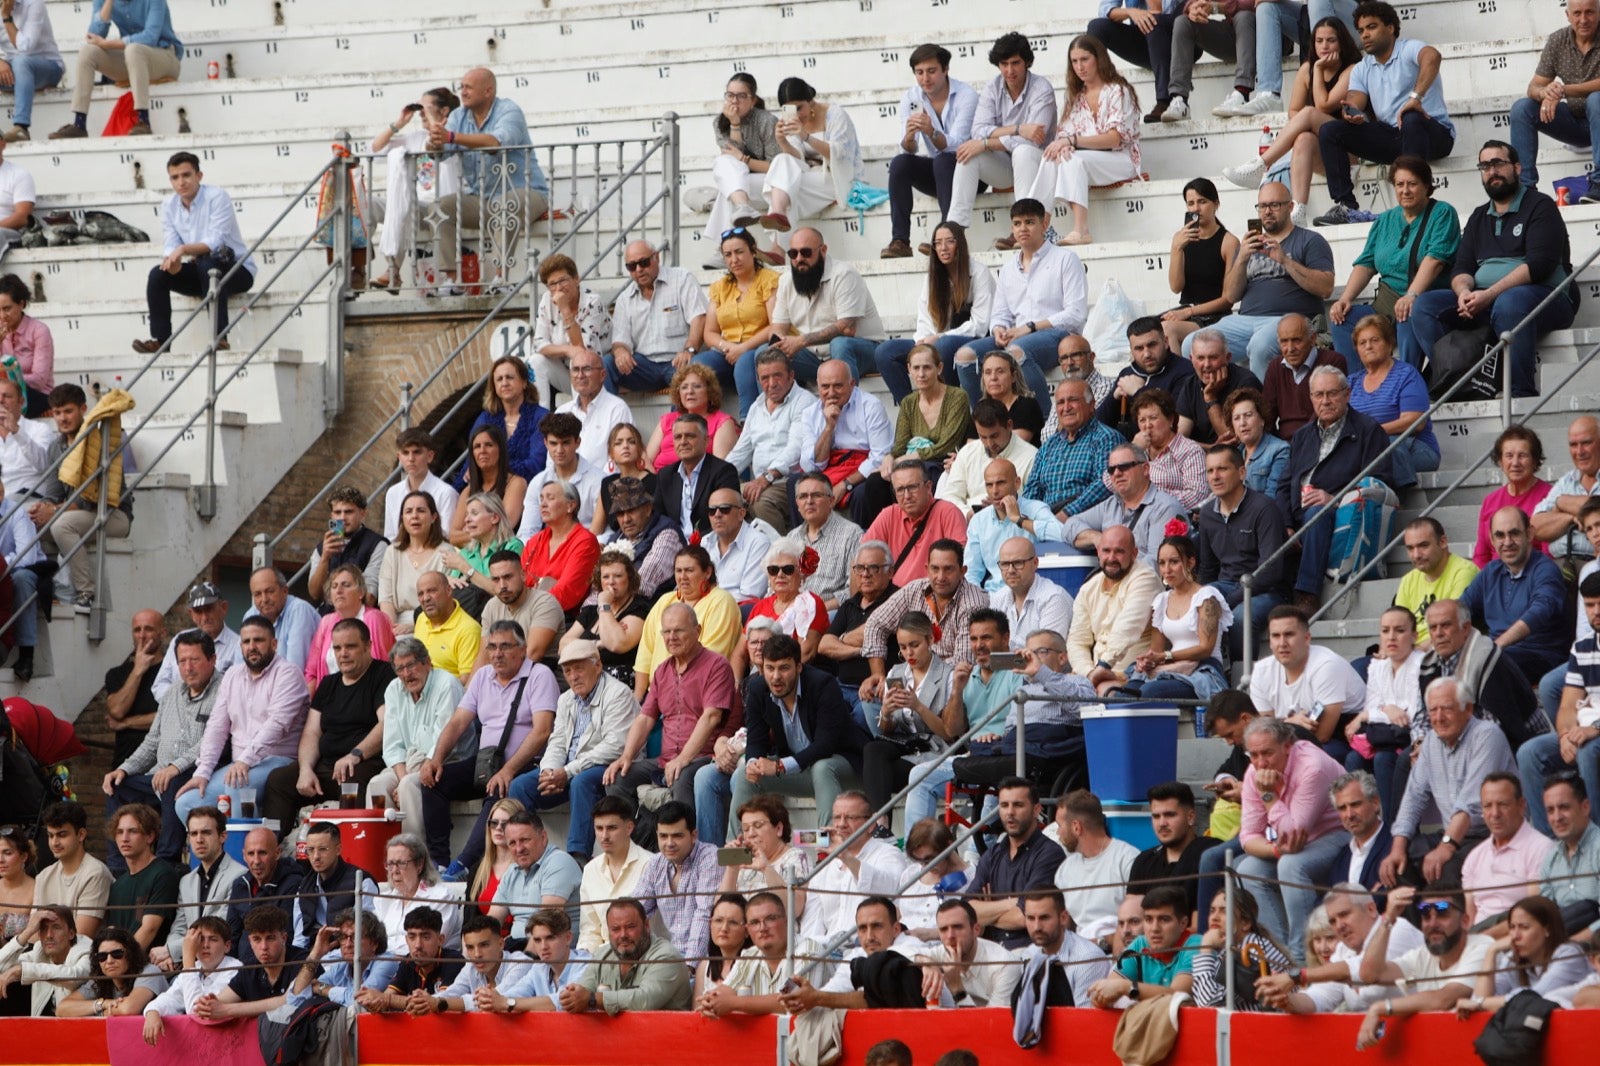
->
[1440, 832, 1458, 848]
[765, 470, 781, 485]
[1126, 980, 1142, 1002]
[350, 747, 364, 761]
[505, 998, 518, 1012]
[1407, 90, 1421, 101]
[1289, 966, 1307, 988]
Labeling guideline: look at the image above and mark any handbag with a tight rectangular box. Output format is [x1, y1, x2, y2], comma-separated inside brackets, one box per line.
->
[473, 675, 528, 790]
[1373, 200, 1439, 319]
[1361, 720, 1412, 751]
[1473, 988, 1557, 1066]
[1427, 323, 1496, 400]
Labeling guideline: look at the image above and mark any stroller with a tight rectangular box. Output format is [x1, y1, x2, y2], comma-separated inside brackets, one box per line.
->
[0, 697, 84, 855]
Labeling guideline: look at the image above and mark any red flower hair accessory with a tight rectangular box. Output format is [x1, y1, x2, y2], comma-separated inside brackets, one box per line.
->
[799, 546, 820, 577]
[1164, 517, 1189, 537]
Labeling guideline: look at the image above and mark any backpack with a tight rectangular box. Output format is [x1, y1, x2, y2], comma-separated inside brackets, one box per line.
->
[1473, 988, 1558, 1066]
[1325, 477, 1399, 585]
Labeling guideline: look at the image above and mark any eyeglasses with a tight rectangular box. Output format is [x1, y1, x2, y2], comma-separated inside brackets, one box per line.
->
[832, 813, 870, 823]
[569, 364, 599, 374]
[851, 563, 886, 574]
[893, 484, 926, 497]
[1256, 200, 1291, 211]
[795, 491, 830, 502]
[489, 818, 511, 829]
[707, 504, 741, 515]
[724, 91, 752, 102]
[1106, 460, 1143, 475]
[720, 226, 749, 240]
[94, 949, 127, 962]
[1414, 900, 1456, 917]
[1476, 159, 1514, 172]
[624, 256, 655, 272]
[767, 564, 797, 576]
[787, 247, 819, 260]
[998, 559, 1033, 570]
[741, 819, 771, 832]
[908, 852, 938, 864]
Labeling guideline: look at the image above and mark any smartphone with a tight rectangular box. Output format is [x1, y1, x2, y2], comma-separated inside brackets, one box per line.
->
[717, 847, 754, 867]
[1247, 218, 1263, 235]
[885, 677, 907, 691]
[328, 518, 346, 536]
[989, 652, 1024, 671]
[403, 103, 423, 114]
[1342, 103, 1363, 120]
[1184, 210, 1200, 228]
[780, 978, 799, 994]
[782, 103, 799, 122]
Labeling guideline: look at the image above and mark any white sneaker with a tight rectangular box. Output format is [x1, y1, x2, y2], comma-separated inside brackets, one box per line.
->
[1290, 202, 1308, 227]
[1222, 158, 1265, 189]
[1212, 90, 1249, 117]
[1232, 91, 1282, 116]
[1161, 96, 1190, 122]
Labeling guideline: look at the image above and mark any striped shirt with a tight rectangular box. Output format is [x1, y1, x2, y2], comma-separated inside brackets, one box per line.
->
[1022, 418, 1124, 517]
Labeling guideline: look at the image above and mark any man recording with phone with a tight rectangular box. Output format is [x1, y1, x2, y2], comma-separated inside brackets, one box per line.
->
[305, 486, 388, 610]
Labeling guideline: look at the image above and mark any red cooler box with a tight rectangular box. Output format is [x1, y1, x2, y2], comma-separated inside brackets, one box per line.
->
[309, 808, 401, 879]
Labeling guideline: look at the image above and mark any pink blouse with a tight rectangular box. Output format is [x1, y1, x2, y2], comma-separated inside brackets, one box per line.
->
[1474, 481, 1553, 567]
[2, 315, 53, 392]
[305, 606, 396, 689]
[653, 409, 735, 472]
[1057, 81, 1141, 174]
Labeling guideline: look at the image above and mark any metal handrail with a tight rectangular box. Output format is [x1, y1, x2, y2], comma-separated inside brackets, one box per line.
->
[258, 116, 680, 585]
[1238, 247, 1597, 674]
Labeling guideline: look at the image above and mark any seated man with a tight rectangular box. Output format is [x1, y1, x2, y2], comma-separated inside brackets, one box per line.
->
[1256, 882, 1424, 1013]
[790, 358, 892, 530]
[496, 908, 592, 1011]
[0, 905, 90, 1016]
[427, 912, 534, 1013]
[1042, 335, 1116, 439]
[1315, 2, 1454, 227]
[1519, 573, 1600, 832]
[730, 633, 868, 838]
[880, 44, 979, 259]
[1187, 327, 1264, 445]
[262, 618, 393, 836]
[53, 0, 179, 138]
[1537, 774, 1600, 935]
[305, 487, 388, 612]
[1419, 599, 1548, 755]
[1354, 884, 1494, 1052]
[1010, 890, 1108, 1012]
[1166, 0, 1260, 120]
[726, 350, 815, 528]
[860, 540, 989, 705]
[0, 0, 62, 145]
[381, 428, 458, 543]
[1053, 790, 1140, 940]
[990, 541, 1073, 650]
[953, 198, 1084, 405]
[1024, 377, 1124, 521]
[1409, 141, 1577, 399]
[1128, 782, 1223, 922]
[1086, 885, 1201, 1007]
[105, 804, 180, 953]
[1065, 526, 1160, 697]
[1261, 315, 1348, 439]
[937, 400, 1040, 518]
[510, 640, 639, 860]
[760, 227, 885, 388]
[158, 806, 245, 972]
[635, 802, 722, 960]
[558, 897, 692, 1013]
[607, 477, 685, 597]
[202, 905, 307, 1017]
[1393, 518, 1479, 648]
[1201, 181, 1336, 378]
[1460, 506, 1570, 685]
[1098, 318, 1204, 441]
[699, 891, 827, 1016]
[149, 581, 241, 701]
[412, 571, 482, 681]
[865, 459, 968, 588]
[966, 778, 1066, 951]
[816, 539, 899, 723]
[1235, 718, 1352, 957]
[1061, 443, 1184, 570]
[32, 801, 113, 937]
[175, 617, 309, 824]
[1281, 366, 1394, 610]
[1461, 773, 1553, 929]
[488, 811, 584, 942]
[422, 619, 558, 877]
[1511, 0, 1600, 190]
[365, 638, 467, 848]
[522, 413, 605, 536]
[922, 898, 1024, 1009]
[948, 33, 1057, 241]
[1532, 415, 1600, 572]
[783, 896, 922, 1011]
[704, 489, 771, 603]
[1250, 605, 1368, 760]
[302, 911, 398, 1005]
[225, 827, 305, 958]
[1086, 3, 1181, 123]
[475, 551, 564, 670]
[294, 821, 380, 950]
[1196, 443, 1289, 656]
[967, 463, 1061, 595]
[577, 797, 651, 955]
[652, 414, 740, 541]
[363, 906, 464, 1012]
[102, 630, 219, 873]
[243, 566, 319, 671]
[793, 472, 862, 611]
[800, 793, 909, 945]
[140, 917, 239, 1046]
[555, 349, 629, 466]
[1380, 678, 1517, 887]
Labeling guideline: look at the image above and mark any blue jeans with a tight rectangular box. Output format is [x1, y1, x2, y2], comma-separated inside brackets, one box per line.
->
[1235, 828, 1351, 962]
[603, 350, 681, 395]
[874, 334, 966, 406]
[692, 761, 734, 844]
[1518, 731, 1600, 834]
[1410, 285, 1576, 399]
[732, 339, 866, 418]
[906, 762, 954, 828]
[1331, 304, 1425, 370]
[692, 348, 739, 399]
[2, 55, 64, 127]
[1294, 502, 1335, 595]
[954, 331, 1056, 416]
[1212, 580, 1282, 664]
[1196, 835, 1244, 931]
[174, 756, 294, 824]
[508, 764, 608, 857]
[1510, 95, 1600, 188]
[1184, 313, 1284, 380]
[1388, 433, 1440, 490]
[1539, 663, 1567, 725]
[7, 567, 37, 648]
[1253, 0, 1356, 94]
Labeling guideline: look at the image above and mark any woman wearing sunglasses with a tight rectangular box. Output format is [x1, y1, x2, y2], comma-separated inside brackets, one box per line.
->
[467, 797, 526, 916]
[703, 227, 781, 416]
[735, 538, 829, 676]
[56, 928, 166, 1017]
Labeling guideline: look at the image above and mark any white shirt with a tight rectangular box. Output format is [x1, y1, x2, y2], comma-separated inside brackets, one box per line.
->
[1249, 644, 1367, 722]
[0, 159, 36, 221]
[0, 415, 56, 495]
[916, 257, 996, 340]
[1017, 932, 1111, 1008]
[726, 383, 817, 477]
[146, 956, 241, 1016]
[1053, 837, 1139, 934]
[151, 624, 242, 702]
[993, 578, 1074, 652]
[374, 881, 464, 953]
[990, 241, 1087, 335]
[938, 435, 1038, 516]
[0, 0, 62, 63]
[772, 255, 886, 343]
[521, 456, 605, 537]
[799, 840, 908, 945]
[161, 185, 257, 276]
[1393, 933, 1495, 993]
[578, 845, 652, 954]
[1303, 917, 1424, 1012]
[792, 387, 893, 483]
[819, 932, 924, 994]
[1346, 826, 1386, 886]
[610, 266, 708, 357]
[557, 390, 632, 471]
[708, 521, 772, 601]
[384, 472, 459, 541]
[925, 938, 1023, 1008]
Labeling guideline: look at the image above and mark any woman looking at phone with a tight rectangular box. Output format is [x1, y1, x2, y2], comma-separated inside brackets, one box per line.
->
[860, 612, 958, 832]
[1161, 178, 1238, 353]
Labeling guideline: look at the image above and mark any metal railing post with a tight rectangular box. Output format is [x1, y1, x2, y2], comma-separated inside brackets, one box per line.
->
[1240, 572, 1255, 677]
[198, 268, 222, 520]
[779, 875, 795, 1066]
[252, 532, 272, 571]
[1500, 329, 1514, 427]
[663, 112, 680, 265]
[1014, 694, 1026, 779]
[398, 382, 414, 430]
[88, 426, 111, 642]
[328, 135, 353, 417]
[1223, 850, 1236, 1012]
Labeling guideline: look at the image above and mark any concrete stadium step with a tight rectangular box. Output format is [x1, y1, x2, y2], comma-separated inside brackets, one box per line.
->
[51, 347, 310, 421]
[21, 289, 330, 362]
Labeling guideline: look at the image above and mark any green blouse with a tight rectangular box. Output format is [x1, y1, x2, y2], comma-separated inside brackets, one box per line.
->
[454, 536, 524, 578]
[893, 386, 972, 461]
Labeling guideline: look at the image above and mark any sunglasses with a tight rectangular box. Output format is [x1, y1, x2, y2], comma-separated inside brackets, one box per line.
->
[489, 819, 511, 829]
[1106, 460, 1143, 475]
[1414, 900, 1456, 917]
[95, 949, 127, 962]
[707, 504, 741, 515]
[767, 564, 798, 576]
[624, 256, 655, 272]
[720, 227, 749, 240]
[787, 247, 818, 260]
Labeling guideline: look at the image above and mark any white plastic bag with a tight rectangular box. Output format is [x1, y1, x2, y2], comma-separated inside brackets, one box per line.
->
[1083, 277, 1144, 361]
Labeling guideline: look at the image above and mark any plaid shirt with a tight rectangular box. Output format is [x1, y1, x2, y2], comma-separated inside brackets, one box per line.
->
[636, 840, 723, 962]
[1041, 370, 1113, 441]
[861, 579, 990, 664]
[1022, 418, 1124, 516]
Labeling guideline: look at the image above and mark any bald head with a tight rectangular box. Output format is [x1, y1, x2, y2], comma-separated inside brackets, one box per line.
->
[662, 602, 699, 630]
[1097, 525, 1136, 582]
[1259, 181, 1293, 236]
[131, 608, 164, 630]
[464, 67, 496, 93]
[983, 457, 1021, 505]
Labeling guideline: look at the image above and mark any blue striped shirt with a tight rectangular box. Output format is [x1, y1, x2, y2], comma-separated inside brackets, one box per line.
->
[1021, 418, 1124, 517]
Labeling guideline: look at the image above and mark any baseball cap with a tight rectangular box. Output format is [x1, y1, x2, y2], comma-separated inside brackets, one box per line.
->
[188, 581, 222, 608]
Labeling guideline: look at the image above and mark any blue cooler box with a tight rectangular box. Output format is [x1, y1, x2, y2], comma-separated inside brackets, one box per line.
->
[1104, 803, 1159, 852]
[1036, 549, 1098, 597]
[1081, 704, 1179, 802]
[222, 818, 265, 865]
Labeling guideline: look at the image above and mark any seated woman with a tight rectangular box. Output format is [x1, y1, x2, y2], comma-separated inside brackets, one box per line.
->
[1190, 892, 1291, 1010]
[1475, 426, 1551, 568]
[860, 611, 957, 829]
[307, 564, 396, 691]
[897, 818, 971, 941]
[55, 927, 166, 1017]
[470, 355, 549, 483]
[692, 893, 750, 998]
[1120, 535, 1229, 703]
[1328, 157, 1459, 368]
[561, 548, 648, 690]
[1343, 606, 1425, 820]
[701, 74, 783, 266]
[1133, 389, 1207, 510]
[378, 490, 449, 637]
[450, 425, 528, 545]
[756, 77, 864, 259]
[735, 538, 829, 676]
[873, 221, 995, 405]
[635, 545, 743, 693]
[704, 227, 781, 414]
[1221, 16, 1361, 224]
[1025, 35, 1141, 246]
[860, 343, 972, 518]
[591, 423, 656, 540]
[529, 252, 612, 409]
[973, 349, 1045, 442]
[717, 795, 811, 915]
[1454, 897, 1589, 1016]
[520, 480, 602, 616]
[0, 274, 54, 416]
[442, 493, 523, 618]
[1161, 178, 1238, 354]
[1225, 388, 1289, 502]
[368, 87, 462, 292]
[467, 797, 525, 916]
[1347, 315, 1439, 490]
[372, 834, 462, 951]
[645, 363, 739, 473]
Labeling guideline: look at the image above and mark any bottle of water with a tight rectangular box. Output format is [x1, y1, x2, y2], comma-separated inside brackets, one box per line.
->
[1258, 126, 1273, 158]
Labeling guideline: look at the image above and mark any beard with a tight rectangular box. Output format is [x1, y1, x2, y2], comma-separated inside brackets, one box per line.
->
[1482, 173, 1517, 201]
[1425, 928, 1462, 957]
[791, 254, 826, 298]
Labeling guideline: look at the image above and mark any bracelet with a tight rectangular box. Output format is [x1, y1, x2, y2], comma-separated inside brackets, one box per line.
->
[447, 130, 456, 146]
[388, 122, 400, 133]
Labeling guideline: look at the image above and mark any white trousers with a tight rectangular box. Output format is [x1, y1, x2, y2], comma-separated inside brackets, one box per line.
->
[948, 145, 1044, 227]
[1026, 149, 1142, 211]
[704, 154, 769, 240]
[763, 155, 837, 222]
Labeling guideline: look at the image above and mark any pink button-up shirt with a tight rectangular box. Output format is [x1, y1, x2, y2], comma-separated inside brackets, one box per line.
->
[1241, 740, 1346, 846]
[1461, 818, 1556, 919]
[1, 314, 53, 393]
[195, 656, 310, 779]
